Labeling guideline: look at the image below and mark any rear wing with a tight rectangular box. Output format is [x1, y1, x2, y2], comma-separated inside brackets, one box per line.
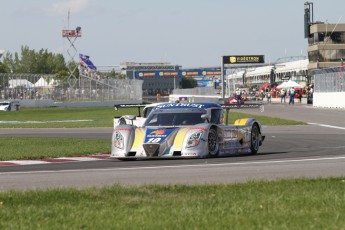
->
[220, 103, 264, 110]
[220, 103, 264, 125]
[114, 104, 146, 118]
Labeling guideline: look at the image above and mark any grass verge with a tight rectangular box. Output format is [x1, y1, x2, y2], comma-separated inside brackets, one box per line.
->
[229, 112, 306, 126]
[0, 107, 306, 128]
[0, 137, 110, 161]
[0, 178, 344, 229]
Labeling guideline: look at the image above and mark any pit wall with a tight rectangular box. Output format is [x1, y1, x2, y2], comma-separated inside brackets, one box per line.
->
[313, 92, 345, 109]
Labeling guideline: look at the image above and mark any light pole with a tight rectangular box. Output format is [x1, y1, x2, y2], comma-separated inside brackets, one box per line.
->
[174, 75, 176, 90]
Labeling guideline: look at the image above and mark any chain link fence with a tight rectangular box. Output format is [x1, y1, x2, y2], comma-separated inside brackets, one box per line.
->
[172, 87, 218, 96]
[0, 73, 142, 102]
[311, 67, 345, 93]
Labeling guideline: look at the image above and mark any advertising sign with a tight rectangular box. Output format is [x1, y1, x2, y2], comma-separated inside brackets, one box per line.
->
[196, 80, 214, 87]
[135, 69, 221, 78]
[222, 55, 265, 65]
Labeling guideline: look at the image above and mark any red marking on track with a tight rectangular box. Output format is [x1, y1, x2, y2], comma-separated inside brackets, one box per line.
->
[0, 154, 111, 167]
[40, 159, 77, 163]
[86, 155, 110, 159]
[0, 162, 18, 166]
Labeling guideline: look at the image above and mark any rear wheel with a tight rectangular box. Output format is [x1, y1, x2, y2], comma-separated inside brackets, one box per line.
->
[208, 128, 219, 157]
[250, 124, 260, 154]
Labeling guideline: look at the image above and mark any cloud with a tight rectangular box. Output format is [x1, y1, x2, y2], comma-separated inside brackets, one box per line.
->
[48, 0, 90, 15]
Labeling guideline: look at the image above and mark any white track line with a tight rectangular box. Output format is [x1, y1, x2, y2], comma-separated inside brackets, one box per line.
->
[308, 123, 345, 130]
[2, 155, 345, 175]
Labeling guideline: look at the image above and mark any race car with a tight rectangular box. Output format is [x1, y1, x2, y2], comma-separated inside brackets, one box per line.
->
[0, 100, 20, 111]
[113, 103, 163, 128]
[110, 102, 265, 159]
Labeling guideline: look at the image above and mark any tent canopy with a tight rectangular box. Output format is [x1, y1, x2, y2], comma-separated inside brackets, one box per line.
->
[8, 79, 34, 88]
[277, 80, 302, 89]
[259, 83, 270, 90]
[34, 77, 56, 88]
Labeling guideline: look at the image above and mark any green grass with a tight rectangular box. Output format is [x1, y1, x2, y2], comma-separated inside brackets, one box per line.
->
[228, 112, 306, 126]
[0, 107, 305, 160]
[0, 178, 345, 229]
[0, 107, 116, 128]
[0, 137, 110, 161]
[0, 107, 306, 128]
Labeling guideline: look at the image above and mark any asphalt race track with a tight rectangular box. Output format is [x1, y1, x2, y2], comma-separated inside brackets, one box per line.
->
[1, 103, 345, 191]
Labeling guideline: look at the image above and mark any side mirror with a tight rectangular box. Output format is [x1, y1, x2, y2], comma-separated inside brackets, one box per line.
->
[201, 114, 211, 123]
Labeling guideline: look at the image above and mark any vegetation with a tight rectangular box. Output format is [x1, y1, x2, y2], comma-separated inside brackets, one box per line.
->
[1, 46, 69, 77]
[0, 178, 345, 229]
[0, 107, 306, 160]
[0, 107, 115, 128]
[229, 111, 306, 126]
[0, 137, 110, 161]
[181, 76, 197, 88]
[0, 107, 306, 128]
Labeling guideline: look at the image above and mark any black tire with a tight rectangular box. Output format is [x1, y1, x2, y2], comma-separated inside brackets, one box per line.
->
[250, 124, 260, 154]
[208, 128, 219, 157]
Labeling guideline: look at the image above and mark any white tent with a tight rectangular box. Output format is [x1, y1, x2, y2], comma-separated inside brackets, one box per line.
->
[34, 77, 57, 88]
[34, 77, 49, 87]
[277, 80, 302, 89]
[8, 79, 34, 88]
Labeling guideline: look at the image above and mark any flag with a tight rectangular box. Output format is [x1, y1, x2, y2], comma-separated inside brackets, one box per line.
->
[79, 54, 97, 70]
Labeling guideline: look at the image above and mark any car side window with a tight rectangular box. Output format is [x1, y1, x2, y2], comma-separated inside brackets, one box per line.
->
[210, 109, 222, 124]
[143, 107, 154, 118]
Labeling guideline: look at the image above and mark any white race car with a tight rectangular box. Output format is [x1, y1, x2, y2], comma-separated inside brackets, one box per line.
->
[111, 102, 265, 159]
[113, 103, 164, 128]
[0, 101, 20, 111]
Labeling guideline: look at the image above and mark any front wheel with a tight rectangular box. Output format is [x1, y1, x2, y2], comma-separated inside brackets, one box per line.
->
[250, 124, 260, 154]
[208, 128, 219, 157]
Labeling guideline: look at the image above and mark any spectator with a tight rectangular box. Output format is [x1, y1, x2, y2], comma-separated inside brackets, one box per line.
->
[298, 91, 302, 103]
[289, 87, 295, 105]
[266, 91, 272, 103]
[235, 88, 242, 106]
[280, 89, 286, 103]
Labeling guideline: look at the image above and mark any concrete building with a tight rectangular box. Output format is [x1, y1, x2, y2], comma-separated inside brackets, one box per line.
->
[307, 23, 345, 69]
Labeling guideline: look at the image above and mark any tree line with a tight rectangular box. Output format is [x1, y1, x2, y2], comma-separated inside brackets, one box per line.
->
[0, 46, 197, 88]
[0, 46, 72, 80]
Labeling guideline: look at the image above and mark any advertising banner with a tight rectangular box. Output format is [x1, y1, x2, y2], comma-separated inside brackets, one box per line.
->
[222, 55, 265, 65]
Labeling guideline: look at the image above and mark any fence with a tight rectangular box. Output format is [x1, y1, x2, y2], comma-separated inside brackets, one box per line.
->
[0, 73, 143, 102]
[312, 66, 345, 93]
[172, 87, 218, 96]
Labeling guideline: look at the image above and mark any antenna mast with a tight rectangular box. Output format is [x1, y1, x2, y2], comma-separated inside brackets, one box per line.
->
[62, 10, 82, 87]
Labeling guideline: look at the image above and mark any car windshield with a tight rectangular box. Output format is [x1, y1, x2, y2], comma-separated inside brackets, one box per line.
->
[144, 111, 205, 126]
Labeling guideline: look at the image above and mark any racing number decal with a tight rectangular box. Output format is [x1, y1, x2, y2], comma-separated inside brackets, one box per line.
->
[147, 138, 161, 143]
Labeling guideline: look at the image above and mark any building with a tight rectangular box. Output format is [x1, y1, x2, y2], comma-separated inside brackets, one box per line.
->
[226, 57, 309, 94]
[120, 62, 181, 96]
[307, 23, 345, 69]
[304, 1, 345, 108]
[129, 64, 221, 95]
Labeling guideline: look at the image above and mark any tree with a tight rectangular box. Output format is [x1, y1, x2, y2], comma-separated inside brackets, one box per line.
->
[0, 61, 9, 73]
[1, 46, 68, 78]
[181, 77, 197, 88]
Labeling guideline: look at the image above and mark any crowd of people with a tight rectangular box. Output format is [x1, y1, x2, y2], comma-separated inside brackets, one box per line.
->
[261, 85, 314, 105]
[229, 84, 314, 105]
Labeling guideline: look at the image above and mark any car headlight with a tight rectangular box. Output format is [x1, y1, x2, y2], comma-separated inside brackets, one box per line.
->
[186, 131, 203, 148]
[113, 131, 124, 149]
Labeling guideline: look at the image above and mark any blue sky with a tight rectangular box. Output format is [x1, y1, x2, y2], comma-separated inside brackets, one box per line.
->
[1, 0, 345, 68]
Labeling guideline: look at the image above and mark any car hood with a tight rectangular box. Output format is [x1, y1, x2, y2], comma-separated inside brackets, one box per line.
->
[144, 127, 180, 143]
